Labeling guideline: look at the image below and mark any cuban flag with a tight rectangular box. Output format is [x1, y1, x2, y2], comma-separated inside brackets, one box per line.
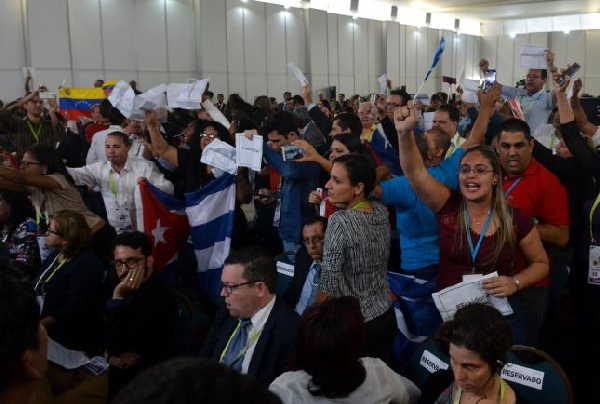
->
[423, 37, 446, 82]
[185, 173, 236, 298]
[370, 123, 403, 176]
[136, 180, 190, 271]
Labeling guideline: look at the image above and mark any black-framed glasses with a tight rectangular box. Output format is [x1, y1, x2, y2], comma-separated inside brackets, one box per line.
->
[220, 281, 259, 294]
[114, 256, 145, 270]
[459, 165, 494, 176]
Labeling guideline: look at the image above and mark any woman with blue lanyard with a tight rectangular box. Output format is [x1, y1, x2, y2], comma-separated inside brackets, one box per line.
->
[395, 103, 549, 345]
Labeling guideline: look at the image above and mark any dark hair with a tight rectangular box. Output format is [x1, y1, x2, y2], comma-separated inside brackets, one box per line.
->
[262, 111, 298, 138]
[332, 154, 376, 197]
[332, 113, 362, 138]
[112, 358, 281, 404]
[436, 303, 512, 373]
[224, 247, 277, 293]
[99, 99, 125, 125]
[426, 127, 451, 153]
[437, 104, 460, 123]
[52, 210, 91, 257]
[302, 216, 327, 233]
[205, 91, 214, 98]
[0, 191, 35, 232]
[114, 231, 152, 257]
[499, 118, 532, 140]
[292, 296, 366, 398]
[106, 131, 132, 147]
[319, 100, 332, 111]
[0, 262, 40, 392]
[292, 94, 305, 106]
[26, 144, 74, 185]
[332, 133, 364, 155]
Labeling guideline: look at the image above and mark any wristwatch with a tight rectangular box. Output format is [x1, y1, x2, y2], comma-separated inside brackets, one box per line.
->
[512, 276, 521, 291]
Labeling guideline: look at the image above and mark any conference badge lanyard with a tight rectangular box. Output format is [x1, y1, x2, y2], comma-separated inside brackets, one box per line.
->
[27, 120, 42, 142]
[108, 171, 132, 232]
[465, 208, 494, 273]
[219, 321, 263, 368]
[504, 177, 522, 199]
[588, 192, 600, 286]
[34, 253, 69, 310]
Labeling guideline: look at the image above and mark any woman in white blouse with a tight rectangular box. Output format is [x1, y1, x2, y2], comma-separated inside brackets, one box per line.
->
[269, 296, 420, 404]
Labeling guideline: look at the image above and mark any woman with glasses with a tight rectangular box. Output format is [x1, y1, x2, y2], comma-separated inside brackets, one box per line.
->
[34, 210, 105, 358]
[0, 144, 115, 262]
[395, 104, 548, 344]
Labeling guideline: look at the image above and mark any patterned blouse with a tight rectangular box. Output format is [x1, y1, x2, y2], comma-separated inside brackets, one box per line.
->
[1, 218, 40, 275]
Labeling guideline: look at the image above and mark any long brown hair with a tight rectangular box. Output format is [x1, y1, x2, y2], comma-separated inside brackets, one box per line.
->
[455, 146, 516, 270]
[52, 210, 91, 257]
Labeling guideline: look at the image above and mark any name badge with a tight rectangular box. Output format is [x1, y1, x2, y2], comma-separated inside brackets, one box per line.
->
[272, 200, 281, 228]
[589, 244, 600, 286]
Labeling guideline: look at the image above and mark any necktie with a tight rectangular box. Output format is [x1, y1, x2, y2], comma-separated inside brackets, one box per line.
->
[222, 319, 252, 372]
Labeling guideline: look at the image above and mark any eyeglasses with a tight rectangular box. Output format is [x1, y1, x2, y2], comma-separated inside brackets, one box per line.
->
[114, 256, 145, 269]
[200, 133, 217, 139]
[459, 165, 495, 176]
[21, 160, 41, 168]
[220, 281, 259, 294]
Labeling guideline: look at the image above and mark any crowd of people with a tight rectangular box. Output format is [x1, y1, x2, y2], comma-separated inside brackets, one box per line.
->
[0, 47, 598, 403]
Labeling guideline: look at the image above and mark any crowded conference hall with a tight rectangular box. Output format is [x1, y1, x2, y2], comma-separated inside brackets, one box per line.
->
[2, 0, 599, 403]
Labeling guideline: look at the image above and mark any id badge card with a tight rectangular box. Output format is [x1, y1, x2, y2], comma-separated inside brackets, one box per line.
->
[588, 244, 600, 286]
[108, 200, 133, 232]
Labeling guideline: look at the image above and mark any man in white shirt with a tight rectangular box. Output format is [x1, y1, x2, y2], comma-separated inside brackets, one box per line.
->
[200, 248, 299, 386]
[68, 132, 173, 233]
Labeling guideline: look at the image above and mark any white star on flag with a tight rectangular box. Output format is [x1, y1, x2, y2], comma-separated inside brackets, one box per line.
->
[151, 219, 169, 246]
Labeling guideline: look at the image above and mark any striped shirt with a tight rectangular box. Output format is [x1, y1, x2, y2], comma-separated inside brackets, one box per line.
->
[320, 202, 392, 322]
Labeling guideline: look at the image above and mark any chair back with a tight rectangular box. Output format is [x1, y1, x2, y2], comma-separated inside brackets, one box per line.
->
[501, 345, 574, 404]
[407, 338, 452, 391]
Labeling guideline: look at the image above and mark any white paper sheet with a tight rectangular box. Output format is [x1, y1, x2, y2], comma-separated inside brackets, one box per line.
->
[462, 90, 479, 104]
[47, 337, 91, 370]
[174, 79, 209, 110]
[423, 112, 435, 131]
[200, 139, 237, 175]
[520, 45, 547, 69]
[288, 63, 309, 86]
[432, 272, 513, 321]
[108, 80, 135, 118]
[414, 94, 430, 106]
[202, 99, 231, 129]
[235, 133, 263, 172]
[378, 73, 388, 94]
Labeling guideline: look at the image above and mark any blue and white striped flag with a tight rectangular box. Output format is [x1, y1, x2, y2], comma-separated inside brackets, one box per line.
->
[185, 173, 236, 298]
[423, 37, 446, 82]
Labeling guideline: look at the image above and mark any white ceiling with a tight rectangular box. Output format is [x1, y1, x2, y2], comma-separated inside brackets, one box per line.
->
[402, 0, 600, 21]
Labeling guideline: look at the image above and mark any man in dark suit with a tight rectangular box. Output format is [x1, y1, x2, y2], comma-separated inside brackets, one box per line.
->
[284, 217, 326, 315]
[201, 247, 299, 386]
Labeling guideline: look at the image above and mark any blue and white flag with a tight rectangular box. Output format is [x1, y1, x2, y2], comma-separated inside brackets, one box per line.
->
[185, 173, 236, 297]
[423, 37, 446, 82]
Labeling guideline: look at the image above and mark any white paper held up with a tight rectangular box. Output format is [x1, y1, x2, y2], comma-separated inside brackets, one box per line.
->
[108, 80, 135, 118]
[288, 63, 309, 87]
[423, 112, 435, 130]
[47, 337, 91, 370]
[200, 139, 237, 175]
[235, 133, 263, 172]
[169, 79, 209, 110]
[202, 99, 230, 129]
[520, 45, 547, 69]
[378, 73, 388, 94]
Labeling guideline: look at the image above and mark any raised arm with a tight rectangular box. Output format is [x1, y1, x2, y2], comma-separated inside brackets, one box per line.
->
[145, 111, 179, 168]
[460, 84, 501, 149]
[570, 79, 598, 137]
[395, 103, 451, 213]
[0, 167, 61, 190]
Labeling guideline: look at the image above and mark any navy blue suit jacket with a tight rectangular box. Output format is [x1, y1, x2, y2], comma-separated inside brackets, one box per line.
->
[200, 296, 299, 386]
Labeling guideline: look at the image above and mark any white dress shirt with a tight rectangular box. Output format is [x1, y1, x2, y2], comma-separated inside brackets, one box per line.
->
[592, 127, 600, 148]
[241, 295, 276, 374]
[67, 157, 173, 233]
[86, 125, 146, 164]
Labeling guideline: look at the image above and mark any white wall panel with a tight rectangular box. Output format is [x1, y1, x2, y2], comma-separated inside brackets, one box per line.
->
[101, 0, 136, 71]
[198, 0, 227, 75]
[0, 0, 25, 69]
[327, 13, 339, 89]
[28, 0, 70, 69]
[354, 20, 370, 95]
[68, 0, 103, 70]
[134, 0, 167, 72]
[166, 0, 196, 73]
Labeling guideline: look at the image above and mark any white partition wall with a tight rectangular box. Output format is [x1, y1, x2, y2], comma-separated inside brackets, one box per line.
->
[0, 0, 481, 103]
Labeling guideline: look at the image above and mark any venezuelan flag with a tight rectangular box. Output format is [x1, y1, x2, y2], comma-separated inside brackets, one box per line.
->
[58, 87, 106, 121]
[102, 80, 118, 95]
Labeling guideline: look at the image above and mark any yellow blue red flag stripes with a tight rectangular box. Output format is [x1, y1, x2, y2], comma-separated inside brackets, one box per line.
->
[58, 87, 106, 120]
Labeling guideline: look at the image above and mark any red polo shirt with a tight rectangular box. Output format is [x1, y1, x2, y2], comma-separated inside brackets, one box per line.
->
[503, 158, 570, 227]
[503, 159, 569, 287]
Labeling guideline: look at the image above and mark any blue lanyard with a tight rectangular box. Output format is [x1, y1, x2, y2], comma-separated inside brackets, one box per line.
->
[504, 177, 522, 197]
[465, 208, 494, 271]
